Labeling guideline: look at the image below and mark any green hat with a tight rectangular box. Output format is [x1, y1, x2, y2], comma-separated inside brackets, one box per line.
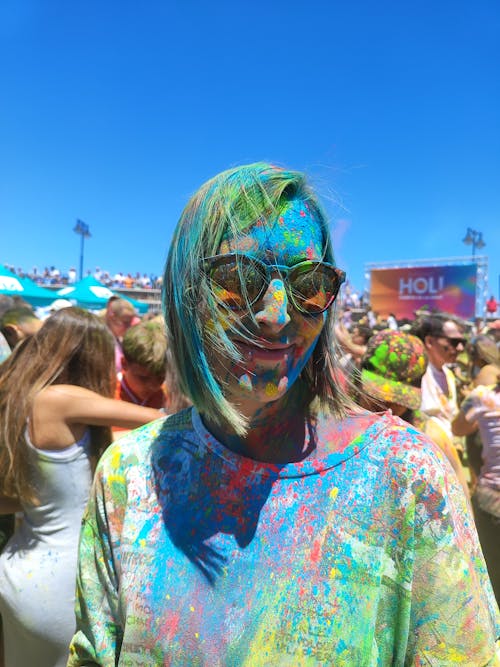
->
[361, 329, 428, 410]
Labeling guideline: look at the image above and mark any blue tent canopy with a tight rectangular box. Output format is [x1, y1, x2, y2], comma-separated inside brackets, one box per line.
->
[57, 276, 149, 314]
[0, 264, 57, 307]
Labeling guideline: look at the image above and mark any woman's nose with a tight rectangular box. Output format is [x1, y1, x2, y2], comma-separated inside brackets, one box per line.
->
[254, 278, 291, 330]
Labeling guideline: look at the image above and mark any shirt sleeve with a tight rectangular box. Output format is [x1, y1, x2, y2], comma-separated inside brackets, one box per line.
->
[67, 459, 124, 666]
[404, 432, 500, 664]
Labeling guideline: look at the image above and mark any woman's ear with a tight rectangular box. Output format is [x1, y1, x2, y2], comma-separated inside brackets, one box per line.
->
[423, 334, 433, 350]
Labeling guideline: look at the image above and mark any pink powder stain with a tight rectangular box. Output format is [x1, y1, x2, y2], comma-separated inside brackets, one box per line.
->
[310, 539, 321, 564]
[159, 611, 181, 640]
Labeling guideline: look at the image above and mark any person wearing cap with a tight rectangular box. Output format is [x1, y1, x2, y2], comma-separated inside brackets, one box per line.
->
[359, 329, 470, 495]
[359, 329, 426, 421]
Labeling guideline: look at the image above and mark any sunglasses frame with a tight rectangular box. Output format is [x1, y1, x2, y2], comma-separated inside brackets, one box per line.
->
[202, 252, 346, 315]
[437, 335, 466, 349]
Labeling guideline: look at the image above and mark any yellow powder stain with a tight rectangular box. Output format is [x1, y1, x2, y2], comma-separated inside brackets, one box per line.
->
[111, 449, 122, 468]
[329, 567, 341, 579]
[437, 644, 467, 662]
[241, 589, 317, 667]
[329, 487, 339, 500]
[139, 539, 146, 549]
[165, 594, 171, 599]
[195, 632, 199, 638]
[204, 317, 217, 335]
[272, 288, 286, 304]
[107, 473, 126, 486]
[265, 382, 279, 397]
[190, 606, 195, 612]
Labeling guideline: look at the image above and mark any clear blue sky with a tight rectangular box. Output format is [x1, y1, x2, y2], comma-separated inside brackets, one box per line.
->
[1, 0, 499, 298]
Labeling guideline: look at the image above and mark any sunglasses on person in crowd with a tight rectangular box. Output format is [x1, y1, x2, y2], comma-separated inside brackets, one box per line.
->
[438, 336, 466, 348]
[203, 253, 346, 315]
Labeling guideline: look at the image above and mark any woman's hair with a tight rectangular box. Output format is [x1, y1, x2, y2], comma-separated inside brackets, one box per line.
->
[0, 307, 115, 503]
[163, 162, 350, 434]
[468, 334, 499, 367]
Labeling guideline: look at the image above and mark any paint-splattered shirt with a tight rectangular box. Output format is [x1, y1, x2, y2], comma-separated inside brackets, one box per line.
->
[68, 408, 500, 666]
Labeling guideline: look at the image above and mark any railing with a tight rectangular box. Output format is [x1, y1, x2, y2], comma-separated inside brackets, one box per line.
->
[114, 287, 162, 313]
[43, 284, 162, 314]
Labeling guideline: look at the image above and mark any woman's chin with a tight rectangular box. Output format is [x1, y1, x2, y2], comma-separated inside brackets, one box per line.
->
[233, 373, 290, 407]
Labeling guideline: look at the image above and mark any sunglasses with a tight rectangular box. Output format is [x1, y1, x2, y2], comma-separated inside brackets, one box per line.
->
[203, 253, 346, 315]
[438, 336, 466, 349]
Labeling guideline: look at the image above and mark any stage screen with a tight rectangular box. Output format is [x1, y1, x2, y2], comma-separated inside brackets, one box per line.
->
[370, 264, 477, 320]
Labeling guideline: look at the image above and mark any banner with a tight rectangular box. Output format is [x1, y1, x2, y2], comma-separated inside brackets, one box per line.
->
[370, 264, 477, 320]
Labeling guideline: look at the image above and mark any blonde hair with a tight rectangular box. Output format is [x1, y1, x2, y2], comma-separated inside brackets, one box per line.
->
[163, 162, 350, 435]
[107, 297, 136, 318]
[122, 320, 167, 377]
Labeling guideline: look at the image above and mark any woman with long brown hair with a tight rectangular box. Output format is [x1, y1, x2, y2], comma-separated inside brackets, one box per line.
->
[0, 307, 161, 667]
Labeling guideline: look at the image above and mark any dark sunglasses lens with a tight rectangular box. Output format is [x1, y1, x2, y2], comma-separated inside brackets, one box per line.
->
[290, 265, 340, 313]
[449, 338, 466, 348]
[209, 257, 263, 310]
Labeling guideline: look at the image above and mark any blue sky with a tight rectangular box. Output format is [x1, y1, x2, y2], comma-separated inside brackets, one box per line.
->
[1, 0, 499, 299]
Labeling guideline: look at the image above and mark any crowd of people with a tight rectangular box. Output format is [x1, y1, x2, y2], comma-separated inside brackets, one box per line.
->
[0, 162, 499, 665]
[3, 264, 163, 290]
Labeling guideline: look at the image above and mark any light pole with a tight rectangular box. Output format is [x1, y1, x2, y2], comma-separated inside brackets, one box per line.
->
[462, 227, 485, 257]
[73, 219, 91, 280]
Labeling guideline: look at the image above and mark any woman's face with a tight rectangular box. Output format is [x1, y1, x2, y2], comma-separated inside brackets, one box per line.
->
[205, 201, 327, 416]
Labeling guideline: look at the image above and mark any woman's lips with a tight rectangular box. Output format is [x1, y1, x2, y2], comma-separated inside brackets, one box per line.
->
[233, 340, 295, 362]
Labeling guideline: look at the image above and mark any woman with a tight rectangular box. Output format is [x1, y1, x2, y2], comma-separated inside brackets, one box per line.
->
[69, 164, 499, 665]
[461, 334, 500, 487]
[469, 333, 500, 388]
[452, 372, 500, 605]
[0, 307, 161, 667]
